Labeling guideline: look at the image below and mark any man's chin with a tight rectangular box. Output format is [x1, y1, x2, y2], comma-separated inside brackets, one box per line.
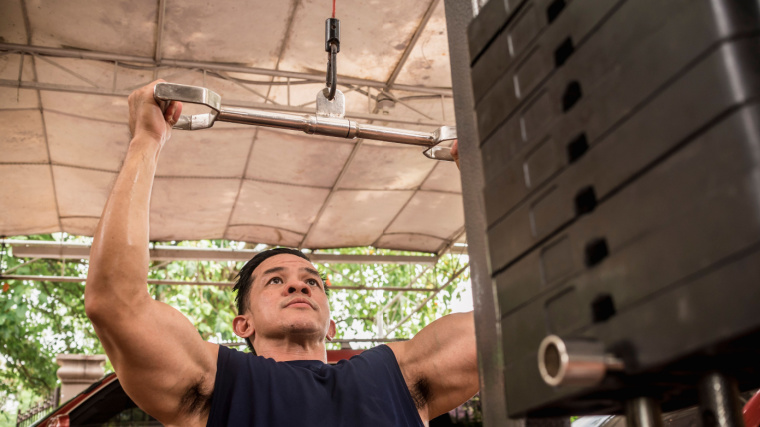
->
[281, 319, 326, 337]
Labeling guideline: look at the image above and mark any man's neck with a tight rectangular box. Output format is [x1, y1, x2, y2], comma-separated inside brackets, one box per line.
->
[254, 338, 328, 362]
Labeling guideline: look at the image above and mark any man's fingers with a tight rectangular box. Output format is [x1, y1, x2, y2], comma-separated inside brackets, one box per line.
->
[172, 101, 183, 123]
[450, 140, 460, 170]
[127, 79, 175, 143]
[165, 101, 183, 126]
[165, 102, 176, 124]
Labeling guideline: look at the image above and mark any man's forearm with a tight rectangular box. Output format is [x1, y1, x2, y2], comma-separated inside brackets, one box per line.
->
[85, 136, 162, 313]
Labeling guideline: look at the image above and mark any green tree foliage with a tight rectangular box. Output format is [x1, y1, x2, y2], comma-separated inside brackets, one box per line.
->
[1, 235, 103, 424]
[1, 235, 470, 421]
[145, 239, 242, 344]
[318, 246, 470, 344]
[0, 236, 101, 397]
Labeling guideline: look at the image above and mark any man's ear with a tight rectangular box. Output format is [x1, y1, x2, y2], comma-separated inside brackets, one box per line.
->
[325, 319, 337, 341]
[233, 314, 255, 340]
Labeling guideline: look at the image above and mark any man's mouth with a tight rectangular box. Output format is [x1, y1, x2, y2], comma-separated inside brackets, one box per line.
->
[285, 298, 314, 309]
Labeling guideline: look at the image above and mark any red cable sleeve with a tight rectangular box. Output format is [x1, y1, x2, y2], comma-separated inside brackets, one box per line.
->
[332, 0, 336, 18]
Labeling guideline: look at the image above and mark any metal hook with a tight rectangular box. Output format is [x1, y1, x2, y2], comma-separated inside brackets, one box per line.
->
[327, 43, 338, 100]
[325, 18, 340, 101]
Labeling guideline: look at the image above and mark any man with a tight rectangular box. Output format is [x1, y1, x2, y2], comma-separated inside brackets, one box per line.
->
[85, 80, 478, 427]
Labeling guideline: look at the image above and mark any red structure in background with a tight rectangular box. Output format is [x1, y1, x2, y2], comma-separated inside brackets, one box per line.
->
[745, 389, 760, 427]
[327, 348, 365, 363]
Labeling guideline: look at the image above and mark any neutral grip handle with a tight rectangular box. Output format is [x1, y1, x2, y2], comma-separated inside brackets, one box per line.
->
[153, 83, 221, 130]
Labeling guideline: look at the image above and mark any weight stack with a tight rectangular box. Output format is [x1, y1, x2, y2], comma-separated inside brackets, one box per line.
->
[468, 0, 760, 417]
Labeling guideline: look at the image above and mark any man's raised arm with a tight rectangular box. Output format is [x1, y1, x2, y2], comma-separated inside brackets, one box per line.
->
[388, 141, 481, 422]
[389, 312, 479, 421]
[85, 80, 218, 426]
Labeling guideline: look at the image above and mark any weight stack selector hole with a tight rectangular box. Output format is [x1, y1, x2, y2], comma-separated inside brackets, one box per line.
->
[567, 133, 589, 163]
[574, 186, 597, 216]
[562, 81, 582, 112]
[554, 37, 574, 68]
[546, 0, 566, 23]
[591, 294, 616, 323]
[585, 238, 609, 267]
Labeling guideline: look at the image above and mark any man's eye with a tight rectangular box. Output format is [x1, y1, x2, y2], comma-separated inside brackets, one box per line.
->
[268, 277, 283, 285]
[307, 279, 319, 286]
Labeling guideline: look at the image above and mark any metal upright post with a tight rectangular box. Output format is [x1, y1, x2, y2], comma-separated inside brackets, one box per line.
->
[698, 372, 745, 427]
[443, 0, 511, 425]
[625, 397, 663, 427]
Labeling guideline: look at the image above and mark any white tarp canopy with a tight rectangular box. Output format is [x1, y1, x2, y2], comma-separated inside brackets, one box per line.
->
[0, 0, 464, 254]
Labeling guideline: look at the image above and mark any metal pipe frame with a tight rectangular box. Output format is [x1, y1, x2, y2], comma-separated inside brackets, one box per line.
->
[1, 239, 437, 265]
[0, 78, 449, 128]
[1, 258, 41, 275]
[0, 43, 452, 96]
[0, 274, 439, 292]
[153, 0, 166, 68]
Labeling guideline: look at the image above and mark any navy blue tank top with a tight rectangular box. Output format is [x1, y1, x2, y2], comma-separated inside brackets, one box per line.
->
[206, 344, 424, 426]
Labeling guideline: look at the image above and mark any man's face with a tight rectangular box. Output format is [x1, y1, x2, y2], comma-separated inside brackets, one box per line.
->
[244, 254, 333, 342]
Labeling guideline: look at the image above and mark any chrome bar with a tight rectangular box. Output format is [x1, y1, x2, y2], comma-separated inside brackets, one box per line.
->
[220, 106, 436, 145]
[218, 107, 311, 132]
[218, 107, 359, 139]
[355, 123, 433, 146]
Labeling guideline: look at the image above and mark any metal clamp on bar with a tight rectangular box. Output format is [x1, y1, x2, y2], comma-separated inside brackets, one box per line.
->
[153, 82, 456, 161]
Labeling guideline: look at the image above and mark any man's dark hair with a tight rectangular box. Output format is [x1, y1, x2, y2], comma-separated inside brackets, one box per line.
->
[233, 247, 328, 354]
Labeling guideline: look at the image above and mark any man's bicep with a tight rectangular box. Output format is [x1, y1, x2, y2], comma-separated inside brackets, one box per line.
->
[91, 296, 218, 424]
[393, 312, 480, 419]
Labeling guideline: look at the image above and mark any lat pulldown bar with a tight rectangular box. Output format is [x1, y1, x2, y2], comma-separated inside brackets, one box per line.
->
[153, 83, 456, 161]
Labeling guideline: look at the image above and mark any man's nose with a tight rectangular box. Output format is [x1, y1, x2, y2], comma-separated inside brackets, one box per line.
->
[287, 281, 312, 295]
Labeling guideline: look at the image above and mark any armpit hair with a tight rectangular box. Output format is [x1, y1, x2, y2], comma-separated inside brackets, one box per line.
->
[409, 377, 432, 410]
[179, 377, 213, 416]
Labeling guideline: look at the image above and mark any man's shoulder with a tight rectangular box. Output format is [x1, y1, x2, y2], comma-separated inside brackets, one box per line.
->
[217, 345, 261, 366]
[384, 341, 409, 363]
[339, 344, 397, 366]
